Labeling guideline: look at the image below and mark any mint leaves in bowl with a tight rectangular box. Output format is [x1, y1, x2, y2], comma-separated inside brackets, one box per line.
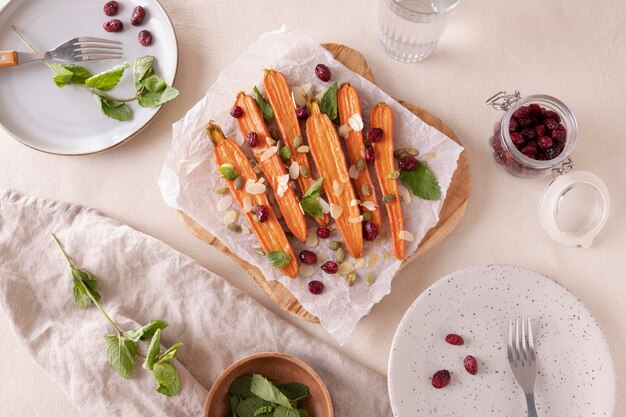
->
[204, 353, 333, 417]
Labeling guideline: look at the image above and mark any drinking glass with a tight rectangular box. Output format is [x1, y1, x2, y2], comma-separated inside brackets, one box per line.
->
[378, 0, 461, 62]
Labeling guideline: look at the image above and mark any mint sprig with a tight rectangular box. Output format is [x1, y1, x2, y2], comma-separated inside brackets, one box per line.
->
[398, 162, 441, 200]
[228, 374, 309, 417]
[51, 234, 183, 397]
[319, 82, 338, 122]
[266, 251, 291, 269]
[299, 178, 324, 219]
[253, 86, 274, 124]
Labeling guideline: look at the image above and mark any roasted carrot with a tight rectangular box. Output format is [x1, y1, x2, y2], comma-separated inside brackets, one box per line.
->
[306, 102, 363, 258]
[234, 92, 308, 243]
[369, 103, 405, 260]
[263, 69, 330, 226]
[206, 121, 298, 278]
[337, 83, 382, 231]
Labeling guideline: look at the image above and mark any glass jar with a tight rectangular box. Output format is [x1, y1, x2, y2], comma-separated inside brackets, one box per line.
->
[488, 91, 578, 179]
[485, 90, 610, 247]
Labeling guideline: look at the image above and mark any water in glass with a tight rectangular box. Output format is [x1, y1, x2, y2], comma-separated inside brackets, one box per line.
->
[378, 0, 460, 62]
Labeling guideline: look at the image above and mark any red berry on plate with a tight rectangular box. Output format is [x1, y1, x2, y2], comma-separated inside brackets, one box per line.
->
[321, 261, 338, 274]
[363, 144, 375, 163]
[366, 128, 383, 143]
[138, 30, 153, 46]
[464, 355, 478, 375]
[103, 19, 123, 32]
[255, 205, 270, 223]
[537, 135, 553, 149]
[295, 106, 309, 120]
[431, 370, 451, 389]
[230, 105, 243, 118]
[398, 156, 418, 171]
[316, 227, 330, 239]
[315, 64, 331, 82]
[308, 280, 324, 295]
[363, 221, 378, 241]
[131, 5, 146, 26]
[246, 132, 259, 148]
[103, 1, 119, 16]
[445, 333, 464, 346]
[299, 250, 317, 265]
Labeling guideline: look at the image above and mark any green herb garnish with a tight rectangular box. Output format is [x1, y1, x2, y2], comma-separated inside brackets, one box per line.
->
[398, 162, 441, 200]
[52, 234, 183, 397]
[253, 86, 274, 124]
[220, 164, 238, 180]
[228, 374, 310, 417]
[266, 251, 292, 269]
[319, 82, 338, 122]
[279, 146, 291, 161]
[299, 178, 324, 219]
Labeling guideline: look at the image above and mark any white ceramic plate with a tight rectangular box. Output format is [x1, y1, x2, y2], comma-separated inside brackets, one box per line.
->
[0, 0, 177, 155]
[388, 265, 615, 417]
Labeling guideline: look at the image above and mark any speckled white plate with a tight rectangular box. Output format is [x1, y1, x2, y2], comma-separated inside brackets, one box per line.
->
[0, 0, 178, 155]
[388, 265, 615, 417]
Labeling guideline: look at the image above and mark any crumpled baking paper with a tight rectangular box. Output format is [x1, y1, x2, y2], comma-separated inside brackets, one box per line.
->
[159, 25, 463, 345]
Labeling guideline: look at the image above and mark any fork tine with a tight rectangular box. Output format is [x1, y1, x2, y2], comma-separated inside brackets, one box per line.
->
[75, 48, 123, 56]
[507, 320, 515, 364]
[77, 54, 123, 61]
[75, 36, 122, 45]
[527, 318, 536, 364]
[515, 317, 523, 365]
[521, 316, 529, 366]
[74, 44, 122, 51]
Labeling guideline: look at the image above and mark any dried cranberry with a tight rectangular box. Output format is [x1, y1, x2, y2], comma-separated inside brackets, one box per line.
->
[366, 128, 383, 143]
[552, 128, 567, 142]
[103, 1, 119, 16]
[255, 205, 270, 222]
[544, 146, 561, 160]
[445, 333, 464, 346]
[295, 105, 309, 120]
[316, 227, 330, 239]
[528, 103, 542, 116]
[508, 117, 519, 132]
[230, 105, 243, 118]
[545, 118, 559, 131]
[510, 132, 525, 146]
[537, 135, 553, 149]
[431, 370, 451, 389]
[518, 117, 534, 128]
[398, 156, 418, 171]
[308, 280, 324, 295]
[314, 64, 331, 82]
[520, 128, 537, 140]
[246, 132, 259, 148]
[321, 261, 338, 274]
[299, 250, 317, 265]
[131, 6, 146, 26]
[513, 106, 530, 119]
[138, 30, 152, 46]
[521, 143, 538, 158]
[534, 124, 546, 137]
[363, 221, 378, 241]
[364, 145, 375, 163]
[464, 355, 478, 375]
[103, 19, 123, 32]
[543, 109, 561, 122]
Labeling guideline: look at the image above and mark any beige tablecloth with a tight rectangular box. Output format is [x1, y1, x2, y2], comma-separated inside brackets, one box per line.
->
[0, 190, 391, 416]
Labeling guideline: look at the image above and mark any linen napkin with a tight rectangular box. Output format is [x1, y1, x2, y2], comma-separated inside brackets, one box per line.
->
[0, 189, 391, 417]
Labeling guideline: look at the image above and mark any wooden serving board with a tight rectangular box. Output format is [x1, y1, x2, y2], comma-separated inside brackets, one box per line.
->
[178, 43, 470, 322]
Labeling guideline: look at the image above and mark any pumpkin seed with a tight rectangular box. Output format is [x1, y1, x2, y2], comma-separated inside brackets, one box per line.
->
[336, 247, 346, 263]
[253, 246, 265, 256]
[293, 135, 303, 148]
[329, 241, 342, 251]
[361, 183, 371, 197]
[356, 158, 366, 172]
[215, 185, 229, 194]
[226, 223, 241, 232]
[362, 211, 372, 221]
[346, 271, 357, 286]
[299, 166, 311, 177]
[233, 176, 243, 190]
[405, 147, 418, 156]
[387, 170, 400, 179]
[365, 272, 375, 286]
[383, 194, 396, 203]
[393, 148, 407, 159]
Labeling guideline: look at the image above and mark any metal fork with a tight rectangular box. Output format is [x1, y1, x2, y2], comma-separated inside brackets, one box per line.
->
[507, 317, 539, 417]
[0, 37, 122, 68]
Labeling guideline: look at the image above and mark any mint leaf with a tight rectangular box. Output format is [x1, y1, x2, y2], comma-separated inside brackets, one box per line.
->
[157, 342, 182, 363]
[132, 55, 155, 88]
[104, 335, 137, 378]
[302, 178, 323, 198]
[71, 268, 100, 309]
[266, 251, 291, 269]
[220, 164, 238, 180]
[299, 196, 322, 219]
[236, 397, 271, 417]
[399, 162, 441, 200]
[279, 146, 291, 161]
[94, 95, 132, 121]
[62, 64, 93, 84]
[50, 64, 73, 87]
[250, 374, 293, 409]
[85, 62, 130, 91]
[253, 86, 274, 123]
[280, 382, 309, 407]
[230, 395, 242, 417]
[253, 405, 275, 416]
[137, 86, 179, 108]
[143, 328, 161, 370]
[152, 362, 180, 397]
[319, 82, 338, 122]
[125, 320, 168, 342]
[273, 406, 300, 417]
[230, 376, 254, 399]
[142, 74, 167, 93]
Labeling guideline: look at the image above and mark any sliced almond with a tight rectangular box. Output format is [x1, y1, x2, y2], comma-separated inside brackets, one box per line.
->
[349, 215, 363, 223]
[223, 210, 238, 225]
[277, 183, 288, 197]
[350, 199, 360, 207]
[258, 176, 266, 185]
[243, 196, 252, 213]
[330, 203, 343, 219]
[246, 182, 266, 195]
[360, 200, 377, 211]
[338, 261, 354, 275]
[348, 164, 359, 179]
[277, 173, 290, 185]
[398, 184, 412, 204]
[338, 124, 351, 139]
[399, 230, 415, 241]
[299, 264, 315, 277]
[241, 225, 251, 234]
[348, 113, 364, 132]
[260, 146, 278, 162]
[216, 195, 233, 212]
[300, 82, 312, 95]
[333, 180, 343, 197]
[289, 161, 300, 180]
[319, 197, 330, 214]
[266, 137, 276, 146]
[305, 234, 319, 247]
[296, 145, 310, 153]
[292, 86, 307, 107]
[354, 258, 366, 270]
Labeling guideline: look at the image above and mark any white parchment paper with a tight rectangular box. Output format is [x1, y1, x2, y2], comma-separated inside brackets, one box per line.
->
[159, 26, 463, 344]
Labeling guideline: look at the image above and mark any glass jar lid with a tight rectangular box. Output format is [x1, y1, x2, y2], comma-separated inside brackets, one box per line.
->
[539, 170, 610, 247]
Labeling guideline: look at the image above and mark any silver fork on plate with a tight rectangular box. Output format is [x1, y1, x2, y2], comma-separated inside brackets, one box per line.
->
[507, 317, 539, 417]
[0, 37, 122, 68]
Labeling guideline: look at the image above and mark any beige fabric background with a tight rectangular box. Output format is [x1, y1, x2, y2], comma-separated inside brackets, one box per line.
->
[0, 0, 624, 416]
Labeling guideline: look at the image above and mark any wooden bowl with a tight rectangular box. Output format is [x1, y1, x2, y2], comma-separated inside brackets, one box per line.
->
[204, 352, 333, 417]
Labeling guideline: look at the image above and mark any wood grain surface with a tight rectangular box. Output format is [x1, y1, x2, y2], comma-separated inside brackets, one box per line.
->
[178, 43, 470, 322]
